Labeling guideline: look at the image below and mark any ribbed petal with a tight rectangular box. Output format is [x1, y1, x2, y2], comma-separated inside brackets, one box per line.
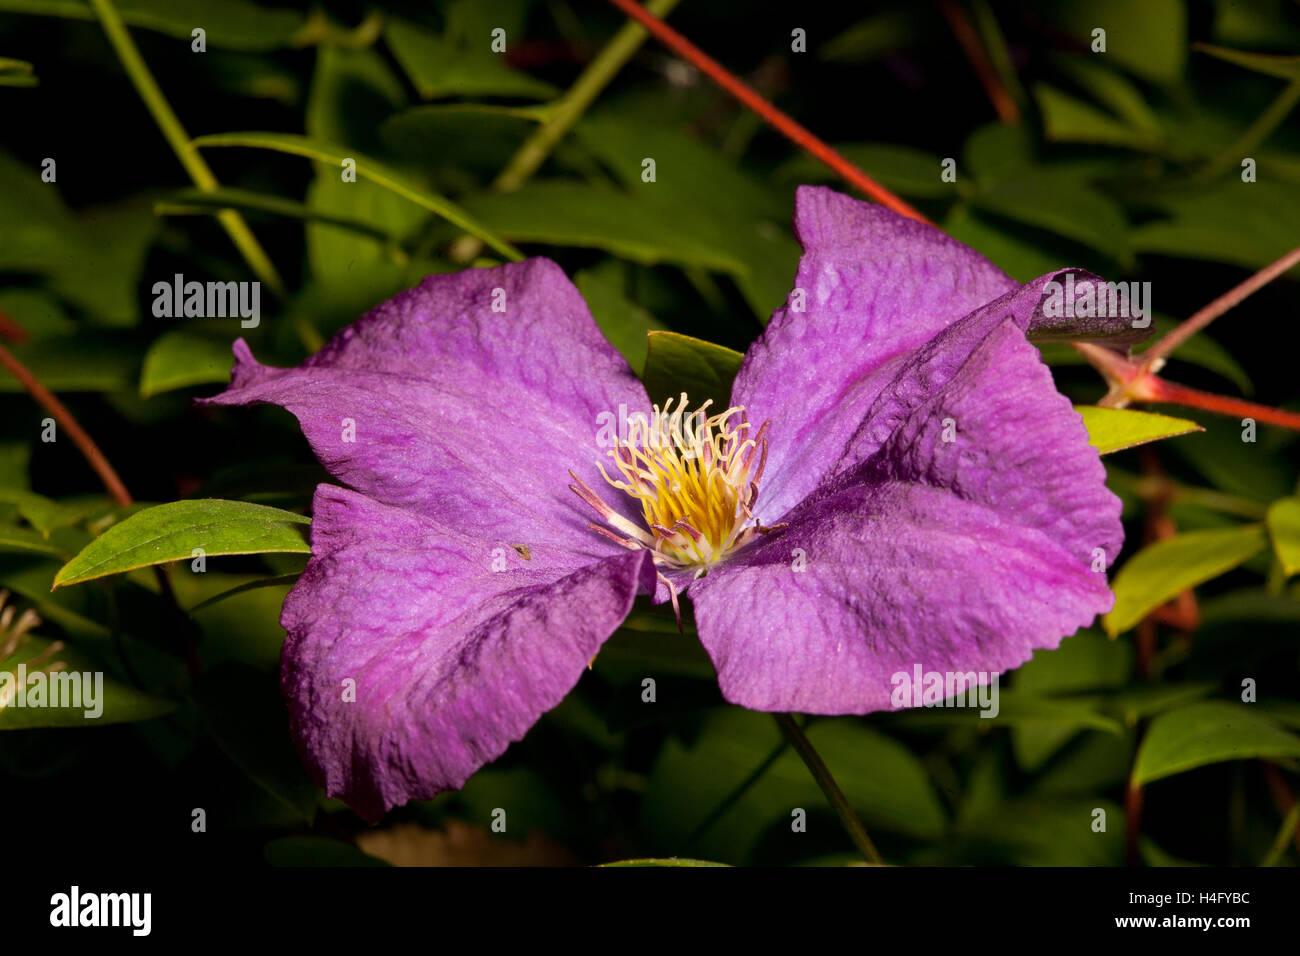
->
[736, 186, 1142, 524]
[691, 317, 1119, 713]
[283, 484, 658, 820]
[201, 258, 650, 562]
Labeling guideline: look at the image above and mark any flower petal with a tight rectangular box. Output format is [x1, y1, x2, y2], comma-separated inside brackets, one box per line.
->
[690, 480, 1113, 714]
[201, 258, 649, 560]
[737, 186, 1140, 523]
[283, 484, 658, 820]
[690, 319, 1119, 714]
[832, 310, 1123, 567]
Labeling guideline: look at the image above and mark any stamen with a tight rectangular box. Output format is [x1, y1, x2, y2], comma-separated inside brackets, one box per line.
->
[576, 394, 772, 575]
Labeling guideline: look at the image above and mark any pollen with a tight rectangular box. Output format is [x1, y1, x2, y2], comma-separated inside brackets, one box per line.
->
[569, 394, 772, 577]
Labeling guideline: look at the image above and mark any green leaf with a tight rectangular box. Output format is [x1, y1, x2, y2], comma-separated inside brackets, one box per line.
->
[1053, 58, 1164, 137]
[1034, 83, 1163, 151]
[0, 525, 63, 556]
[573, 109, 802, 318]
[574, 265, 665, 372]
[1211, 0, 1300, 49]
[821, 9, 926, 64]
[600, 858, 730, 867]
[139, 331, 237, 397]
[155, 186, 400, 245]
[888, 689, 1123, 734]
[972, 167, 1129, 258]
[1076, 406, 1202, 454]
[0, 489, 102, 536]
[384, 17, 557, 101]
[1195, 43, 1300, 81]
[0, 150, 157, 326]
[640, 331, 743, 409]
[642, 710, 946, 862]
[190, 131, 522, 261]
[1266, 497, 1300, 576]
[298, 45, 430, 318]
[0, 334, 139, 393]
[946, 796, 1125, 865]
[0, 0, 307, 50]
[0, 56, 36, 87]
[0, 635, 174, 729]
[1132, 180, 1300, 275]
[54, 500, 310, 588]
[381, 104, 542, 173]
[777, 142, 958, 198]
[1132, 700, 1300, 785]
[1103, 525, 1270, 635]
[1010, 631, 1132, 770]
[1092, 683, 1218, 725]
[1171, 425, 1296, 503]
[944, 205, 1064, 282]
[578, 110, 787, 220]
[454, 182, 748, 274]
[1042, 0, 1186, 87]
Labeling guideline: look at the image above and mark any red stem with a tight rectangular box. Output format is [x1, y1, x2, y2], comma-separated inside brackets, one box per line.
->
[938, 0, 1020, 124]
[0, 341, 202, 681]
[604, 0, 933, 224]
[1142, 245, 1300, 366]
[0, 343, 133, 507]
[1125, 778, 1143, 866]
[1141, 377, 1300, 430]
[0, 308, 29, 344]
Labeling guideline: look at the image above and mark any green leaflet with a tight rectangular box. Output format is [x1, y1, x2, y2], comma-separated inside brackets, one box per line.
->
[1104, 525, 1270, 635]
[55, 500, 310, 588]
[1076, 406, 1202, 454]
[1133, 701, 1300, 785]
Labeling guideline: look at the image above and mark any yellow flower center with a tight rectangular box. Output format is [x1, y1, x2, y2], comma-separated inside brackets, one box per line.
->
[569, 394, 770, 576]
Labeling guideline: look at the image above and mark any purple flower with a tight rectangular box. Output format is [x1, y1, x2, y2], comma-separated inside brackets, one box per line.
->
[204, 186, 1136, 820]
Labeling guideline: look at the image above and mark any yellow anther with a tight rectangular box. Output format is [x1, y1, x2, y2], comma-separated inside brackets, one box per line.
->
[596, 394, 767, 571]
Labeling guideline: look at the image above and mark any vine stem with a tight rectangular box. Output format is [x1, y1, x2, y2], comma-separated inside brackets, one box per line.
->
[685, 738, 788, 849]
[605, 0, 931, 224]
[1138, 378, 1300, 430]
[0, 341, 201, 681]
[0, 343, 132, 508]
[938, 0, 1019, 124]
[1141, 244, 1300, 365]
[86, 0, 285, 297]
[450, 0, 683, 262]
[1195, 76, 1300, 183]
[495, 0, 683, 193]
[774, 714, 885, 864]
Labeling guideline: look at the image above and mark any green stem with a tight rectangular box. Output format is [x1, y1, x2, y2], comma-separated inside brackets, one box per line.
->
[449, 0, 681, 264]
[774, 713, 884, 864]
[685, 737, 788, 849]
[493, 0, 683, 192]
[970, 0, 1027, 111]
[1198, 77, 1300, 183]
[87, 0, 286, 298]
[1261, 795, 1300, 866]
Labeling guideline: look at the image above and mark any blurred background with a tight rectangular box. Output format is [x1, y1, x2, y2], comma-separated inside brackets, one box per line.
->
[2, 0, 1299, 866]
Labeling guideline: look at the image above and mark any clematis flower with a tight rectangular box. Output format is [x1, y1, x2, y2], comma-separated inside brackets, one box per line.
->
[204, 186, 1139, 821]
